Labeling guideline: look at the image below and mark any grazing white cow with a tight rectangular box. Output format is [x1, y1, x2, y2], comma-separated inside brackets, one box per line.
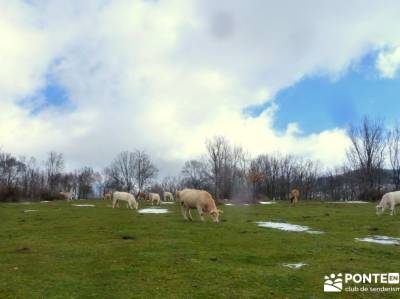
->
[376, 191, 400, 216]
[148, 193, 161, 206]
[179, 188, 223, 223]
[112, 191, 138, 210]
[60, 191, 74, 201]
[163, 191, 174, 202]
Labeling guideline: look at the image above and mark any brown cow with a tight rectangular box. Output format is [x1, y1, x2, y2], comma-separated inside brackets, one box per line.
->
[136, 191, 146, 201]
[290, 189, 300, 205]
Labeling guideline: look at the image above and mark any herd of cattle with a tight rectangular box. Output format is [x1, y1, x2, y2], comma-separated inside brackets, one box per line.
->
[58, 188, 400, 223]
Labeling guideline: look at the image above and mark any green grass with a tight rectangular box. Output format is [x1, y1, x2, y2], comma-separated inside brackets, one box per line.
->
[0, 200, 399, 298]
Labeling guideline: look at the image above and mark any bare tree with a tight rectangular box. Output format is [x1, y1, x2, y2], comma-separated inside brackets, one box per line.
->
[110, 151, 136, 192]
[388, 124, 400, 189]
[76, 167, 95, 199]
[45, 151, 64, 193]
[206, 136, 231, 199]
[347, 117, 386, 199]
[0, 152, 24, 188]
[181, 159, 210, 190]
[133, 150, 158, 192]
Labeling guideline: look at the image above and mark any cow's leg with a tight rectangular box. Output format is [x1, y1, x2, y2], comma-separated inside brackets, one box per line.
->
[181, 205, 188, 220]
[196, 205, 205, 221]
[390, 204, 395, 216]
[112, 198, 117, 208]
[187, 208, 193, 221]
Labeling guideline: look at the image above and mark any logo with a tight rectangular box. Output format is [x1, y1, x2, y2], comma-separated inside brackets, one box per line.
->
[324, 273, 343, 292]
[389, 273, 399, 284]
[324, 272, 400, 293]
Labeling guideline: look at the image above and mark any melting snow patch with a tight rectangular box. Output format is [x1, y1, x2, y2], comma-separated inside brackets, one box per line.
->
[327, 201, 368, 204]
[259, 201, 276, 205]
[24, 210, 38, 213]
[256, 221, 324, 234]
[224, 203, 234, 206]
[242, 204, 249, 206]
[72, 204, 95, 207]
[40, 201, 50, 203]
[355, 235, 400, 245]
[284, 263, 307, 269]
[256, 222, 309, 232]
[138, 208, 169, 214]
[307, 230, 325, 234]
[161, 202, 175, 205]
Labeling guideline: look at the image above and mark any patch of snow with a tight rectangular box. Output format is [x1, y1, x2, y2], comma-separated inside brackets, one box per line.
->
[72, 204, 95, 207]
[40, 201, 50, 203]
[256, 221, 324, 234]
[23, 210, 38, 213]
[306, 230, 325, 234]
[284, 263, 307, 269]
[224, 203, 234, 206]
[259, 201, 276, 205]
[327, 201, 368, 204]
[355, 235, 400, 245]
[256, 221, 310, 232]
[138, 208, 169, 214]
[161, 202, 175, 205]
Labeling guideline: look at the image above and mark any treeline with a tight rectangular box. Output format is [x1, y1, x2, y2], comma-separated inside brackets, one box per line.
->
[1, 117, 399, 202]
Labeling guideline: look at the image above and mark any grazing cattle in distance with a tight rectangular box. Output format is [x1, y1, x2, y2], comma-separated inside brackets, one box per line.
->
[163, 191, 174, 202]
[60, 191, 74, 201]
[290, 189, 300, 205]
[136, 191, 146, 201]
[376, 191, 400, 216]
[103, 192, 112, 200]
[112, 191, 138, 210]
[148, 193, 161, 206]
[179, 188, 223, 223]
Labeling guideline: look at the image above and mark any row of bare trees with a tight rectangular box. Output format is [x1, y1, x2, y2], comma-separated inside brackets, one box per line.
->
[177, 118, 400, 202]
[0, 151, 99, 201]
[1, 117, 400, 202]
[179, 136, 319, 202]
[0, 147, 160, 202]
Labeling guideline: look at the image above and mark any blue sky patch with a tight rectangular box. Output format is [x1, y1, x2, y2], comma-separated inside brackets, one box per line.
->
[244, 52, 400, 134]
[20, 81, 73, 115]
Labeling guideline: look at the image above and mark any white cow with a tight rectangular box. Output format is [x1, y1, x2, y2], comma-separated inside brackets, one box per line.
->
[148, 193, 161, 206]
[179, 188, 223, 223]
[60, 191, 74, 201]
[163, 191, 174, 202]
[376, 191, 400, 216]
[112, 191, 138, 210]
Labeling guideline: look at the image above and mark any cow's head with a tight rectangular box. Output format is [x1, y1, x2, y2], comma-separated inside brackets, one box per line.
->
[210, 209, 224, 223]
[375, 205, 384, 215]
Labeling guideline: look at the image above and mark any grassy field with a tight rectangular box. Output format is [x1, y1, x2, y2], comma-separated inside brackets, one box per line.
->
[1, 200, 399, 299]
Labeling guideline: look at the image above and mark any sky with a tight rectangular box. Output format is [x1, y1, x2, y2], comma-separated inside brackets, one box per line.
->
[1, 0, 400, 178]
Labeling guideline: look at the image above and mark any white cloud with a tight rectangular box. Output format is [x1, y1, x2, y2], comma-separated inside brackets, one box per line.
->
[376, 47, 400, 78]
[1, 0, 400, 176]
